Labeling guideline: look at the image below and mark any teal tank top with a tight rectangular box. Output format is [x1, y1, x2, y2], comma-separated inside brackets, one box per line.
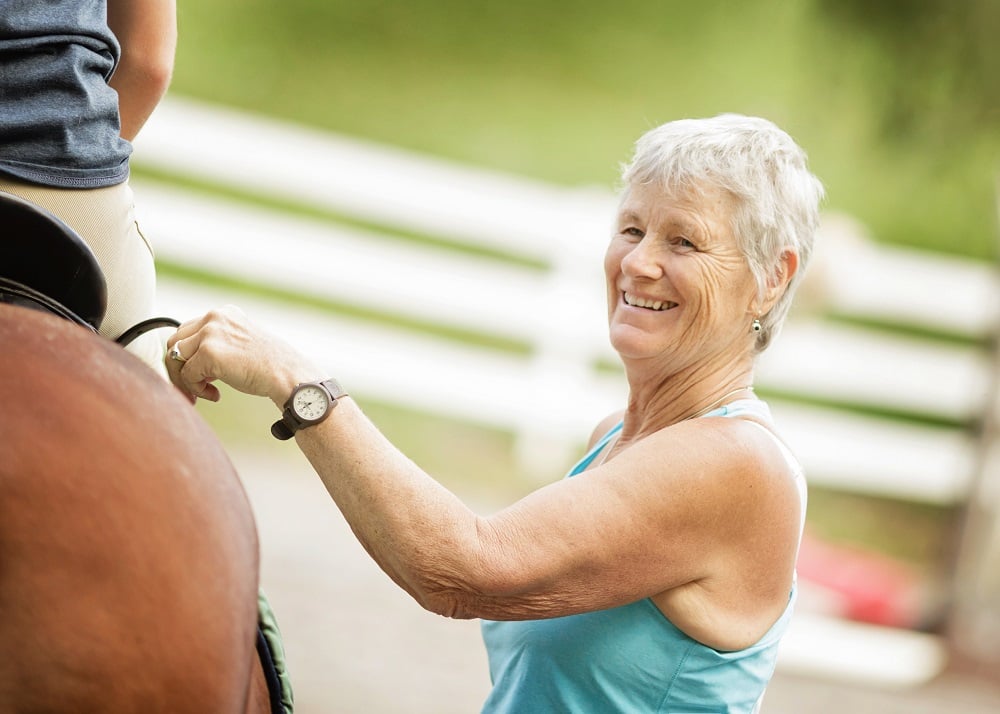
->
[480, 399, 806, 713]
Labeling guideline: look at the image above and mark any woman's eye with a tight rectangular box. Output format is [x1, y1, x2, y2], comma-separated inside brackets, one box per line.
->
[676, 237, 696, 249]
[622, 227, 644, 238]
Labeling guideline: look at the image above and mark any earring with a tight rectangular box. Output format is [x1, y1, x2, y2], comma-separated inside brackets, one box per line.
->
[751, 318, 762, 333]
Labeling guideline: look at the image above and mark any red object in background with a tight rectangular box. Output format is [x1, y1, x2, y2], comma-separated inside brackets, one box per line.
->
[795, 530, 926, 628]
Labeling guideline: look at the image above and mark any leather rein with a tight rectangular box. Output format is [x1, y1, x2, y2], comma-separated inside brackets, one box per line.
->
[0, 276, 179, 347]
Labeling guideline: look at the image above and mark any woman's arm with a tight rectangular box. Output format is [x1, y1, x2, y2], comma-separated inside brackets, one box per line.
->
[107, 0, 177, 141]
[167, 307, 801, 622]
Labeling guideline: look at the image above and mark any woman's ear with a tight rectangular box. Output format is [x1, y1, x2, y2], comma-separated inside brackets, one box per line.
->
[758, 248, 800, 314]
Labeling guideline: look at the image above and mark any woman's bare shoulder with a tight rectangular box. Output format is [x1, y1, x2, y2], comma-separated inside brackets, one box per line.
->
[624, 415, 802, 514]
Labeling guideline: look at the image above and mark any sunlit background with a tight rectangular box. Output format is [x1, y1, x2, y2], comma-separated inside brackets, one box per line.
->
[132, 1, 1000, 711]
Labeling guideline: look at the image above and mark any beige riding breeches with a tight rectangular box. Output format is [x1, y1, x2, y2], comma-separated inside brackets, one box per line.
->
[0, 176, 166, 375]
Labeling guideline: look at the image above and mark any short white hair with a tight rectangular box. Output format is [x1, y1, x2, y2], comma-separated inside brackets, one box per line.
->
[620, 114, 825, 352]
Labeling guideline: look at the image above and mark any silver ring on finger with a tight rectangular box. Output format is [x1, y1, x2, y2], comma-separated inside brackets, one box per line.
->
[169, 344, 187, 363]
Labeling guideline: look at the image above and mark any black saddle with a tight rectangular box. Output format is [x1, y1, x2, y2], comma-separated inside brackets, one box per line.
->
[0, 191, 108, 330]
[0, 192, 177, 343]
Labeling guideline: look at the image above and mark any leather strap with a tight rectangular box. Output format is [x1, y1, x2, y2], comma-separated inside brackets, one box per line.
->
[0, 277, 96, 331]
[115, 316, 181, 347]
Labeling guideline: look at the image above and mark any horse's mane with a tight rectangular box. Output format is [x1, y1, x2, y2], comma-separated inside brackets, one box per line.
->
[0, 305, 262, 713]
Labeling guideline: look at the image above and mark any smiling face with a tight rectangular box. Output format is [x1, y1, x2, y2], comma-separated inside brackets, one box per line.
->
[605, 181, 761, 375]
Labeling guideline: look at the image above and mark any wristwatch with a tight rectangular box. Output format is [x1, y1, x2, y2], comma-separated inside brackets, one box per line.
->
[270, 379, 348, 440]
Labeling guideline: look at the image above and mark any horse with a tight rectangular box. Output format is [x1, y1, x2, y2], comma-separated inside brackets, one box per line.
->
[0, 193, 281, 713]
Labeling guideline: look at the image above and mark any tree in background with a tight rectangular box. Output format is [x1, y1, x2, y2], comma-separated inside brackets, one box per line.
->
[818, 0, 999, 143]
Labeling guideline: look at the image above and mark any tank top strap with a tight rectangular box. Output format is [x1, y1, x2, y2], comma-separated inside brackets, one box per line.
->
[703, 396, 773, 421]
[567, 421, 623, 476]
[566, 399, 798, 490]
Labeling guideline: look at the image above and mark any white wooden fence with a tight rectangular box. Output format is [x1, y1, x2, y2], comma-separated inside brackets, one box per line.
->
[132, 95, 999, 685]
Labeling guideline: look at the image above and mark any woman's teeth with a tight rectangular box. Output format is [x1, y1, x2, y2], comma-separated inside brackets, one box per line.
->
[624, 293, 676, 311]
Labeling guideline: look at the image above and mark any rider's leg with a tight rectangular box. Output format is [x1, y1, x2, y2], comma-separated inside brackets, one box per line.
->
[0, 176, 166, 376]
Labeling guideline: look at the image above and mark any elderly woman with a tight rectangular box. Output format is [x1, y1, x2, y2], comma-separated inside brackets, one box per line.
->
[167, 114, 823, 713]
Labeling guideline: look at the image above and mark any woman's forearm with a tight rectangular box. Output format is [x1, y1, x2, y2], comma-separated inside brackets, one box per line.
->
[293, 398, 494, 618]
[166, 306, 520, 617]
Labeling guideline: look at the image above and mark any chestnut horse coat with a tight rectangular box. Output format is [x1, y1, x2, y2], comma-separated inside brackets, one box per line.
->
[0, 305, 267, 713]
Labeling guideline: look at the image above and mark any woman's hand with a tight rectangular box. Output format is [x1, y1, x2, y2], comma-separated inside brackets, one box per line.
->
[165, 305, 324, 406]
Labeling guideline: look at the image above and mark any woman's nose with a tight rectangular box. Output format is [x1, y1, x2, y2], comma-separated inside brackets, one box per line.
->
[620, 237, 664, 279]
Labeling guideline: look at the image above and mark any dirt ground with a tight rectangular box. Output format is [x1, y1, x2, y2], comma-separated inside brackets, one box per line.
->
[234, 446, 1000, 714]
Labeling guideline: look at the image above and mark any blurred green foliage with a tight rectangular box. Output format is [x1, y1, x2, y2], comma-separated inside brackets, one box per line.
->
[172, 0, 997, 258]
[818, 0, 999, 138]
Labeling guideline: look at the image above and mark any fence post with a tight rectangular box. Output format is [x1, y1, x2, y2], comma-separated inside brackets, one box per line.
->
[512, 188, 620, 480]
[946, 185, 1000, 669]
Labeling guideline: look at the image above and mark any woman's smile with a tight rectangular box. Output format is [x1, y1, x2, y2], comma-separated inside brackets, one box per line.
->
[623, 292, 679, 311]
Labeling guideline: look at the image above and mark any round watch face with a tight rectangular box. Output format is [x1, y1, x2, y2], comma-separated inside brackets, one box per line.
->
[291, 384, 330, 422]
